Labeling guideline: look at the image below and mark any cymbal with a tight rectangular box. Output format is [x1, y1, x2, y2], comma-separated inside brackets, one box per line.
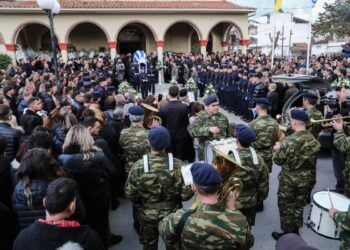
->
[141, 103, 159, 112]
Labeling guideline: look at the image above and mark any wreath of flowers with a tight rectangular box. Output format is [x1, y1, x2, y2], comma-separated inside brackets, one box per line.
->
[331, 78, 350, 89]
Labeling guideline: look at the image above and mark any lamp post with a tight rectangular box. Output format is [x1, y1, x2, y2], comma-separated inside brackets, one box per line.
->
[37, 0, 61, 89]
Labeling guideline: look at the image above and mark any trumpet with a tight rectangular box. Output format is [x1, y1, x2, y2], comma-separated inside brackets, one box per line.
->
[310, 116, 350, 124]
[141, 103, 162, 128]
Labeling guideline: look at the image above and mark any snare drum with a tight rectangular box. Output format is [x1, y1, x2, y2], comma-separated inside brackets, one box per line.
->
[204, 138, 237, 164]
[308, 191, 350, 239]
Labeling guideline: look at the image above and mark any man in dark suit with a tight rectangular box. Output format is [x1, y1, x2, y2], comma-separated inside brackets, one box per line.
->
[267, 83, 279, 118]
[159, 86, 193, 161]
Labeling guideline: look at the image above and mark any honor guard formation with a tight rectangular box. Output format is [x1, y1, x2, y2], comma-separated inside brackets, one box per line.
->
[1, 48, 350, 250]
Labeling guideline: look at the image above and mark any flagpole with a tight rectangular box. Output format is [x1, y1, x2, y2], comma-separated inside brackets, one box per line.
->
[271, 26, 276, 70]
[306, 4, 313, 71]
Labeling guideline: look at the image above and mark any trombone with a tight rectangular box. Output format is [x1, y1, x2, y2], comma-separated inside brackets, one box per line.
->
[310, 116, 350, 124]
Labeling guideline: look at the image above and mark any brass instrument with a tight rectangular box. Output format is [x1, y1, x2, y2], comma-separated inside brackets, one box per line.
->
[310, 116, 350, 124]
[140, 103, 162, 128]
[217, 177, 242, 206]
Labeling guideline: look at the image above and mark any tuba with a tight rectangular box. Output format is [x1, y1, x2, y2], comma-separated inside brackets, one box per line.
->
[140, 103, 162, 128]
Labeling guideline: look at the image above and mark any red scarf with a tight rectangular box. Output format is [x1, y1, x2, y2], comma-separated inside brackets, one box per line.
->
[38, 218, 80, 228]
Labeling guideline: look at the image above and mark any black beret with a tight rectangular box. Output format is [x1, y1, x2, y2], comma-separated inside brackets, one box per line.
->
[204, 95, 219, 106]
[291, 109, 309, 122]
[190, 163, 222, 187]
[83, 82, 92, 90]
[92, 91, 100, 99]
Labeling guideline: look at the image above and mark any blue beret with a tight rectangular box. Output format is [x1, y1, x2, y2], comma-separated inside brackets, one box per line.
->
[148, 126, 171, 150]
[204, 95, 219, 106]
[255, 97, 270, 106]
[92, 91, 100, 99]
[83, 82, 92, 90]
[128, 106, 144, 116]
[190, 163, 223, 187]
[303, 91, 318, 100]
[236, 124, 256, 145]
[290, 109, 309, 122]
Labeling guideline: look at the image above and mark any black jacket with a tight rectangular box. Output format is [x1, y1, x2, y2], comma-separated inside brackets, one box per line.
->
[0, 122, 22, 160]
[159, 100, 190, 140]
[19, 109, 43, 130]
[52, 123, 66, 154]
[13, 220, 104, 250]
[39, 92, 55, 113]
[0, 156, 13, 208]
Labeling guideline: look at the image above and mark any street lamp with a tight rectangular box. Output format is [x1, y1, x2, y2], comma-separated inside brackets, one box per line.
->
[37, 0, 61, 89]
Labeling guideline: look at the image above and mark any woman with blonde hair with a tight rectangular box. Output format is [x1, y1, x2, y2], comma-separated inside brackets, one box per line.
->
[58, 124, 121, 248]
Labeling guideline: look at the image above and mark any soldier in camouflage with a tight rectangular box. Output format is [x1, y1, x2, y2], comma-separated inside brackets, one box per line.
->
[120, 105, 150, 233]
[125, 126, 193, 250]
[188, 95, 229, 160]
[303, 90, 323, 138]
[250, 97, 279, 173]
[227, 125, 269, 226]
[329, 205, 350, 250]
[119, 105, 150, 174]
[332, 118, 350, 197]
[159, 162, 254, 250]
[272, 109, 320, 240]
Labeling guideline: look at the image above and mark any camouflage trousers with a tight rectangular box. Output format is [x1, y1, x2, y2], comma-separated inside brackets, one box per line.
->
[340, 232, 350, 250]
[344, 163, 350, 198]
[278, 182, 309, 232]
[139, 217, 161, 250]
[240, 207, 257, 226]
[256, 149, 273, 173]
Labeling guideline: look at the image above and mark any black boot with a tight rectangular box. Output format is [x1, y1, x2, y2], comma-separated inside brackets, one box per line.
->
[256, 203, 264, 212]
[272, 231, 287, 240]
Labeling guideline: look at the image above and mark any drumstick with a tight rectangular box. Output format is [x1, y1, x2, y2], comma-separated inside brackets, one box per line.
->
[327, 188, 334, 209]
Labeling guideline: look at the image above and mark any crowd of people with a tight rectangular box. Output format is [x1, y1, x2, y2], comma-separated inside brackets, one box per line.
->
[0, 49, 350, 250]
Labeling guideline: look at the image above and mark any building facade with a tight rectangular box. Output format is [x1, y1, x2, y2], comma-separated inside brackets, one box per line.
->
[0, 0, 253, 65]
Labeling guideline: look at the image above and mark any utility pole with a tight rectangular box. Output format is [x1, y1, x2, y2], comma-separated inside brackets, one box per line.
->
[289, 29, 293, 58]
[281, 24, 285, 59]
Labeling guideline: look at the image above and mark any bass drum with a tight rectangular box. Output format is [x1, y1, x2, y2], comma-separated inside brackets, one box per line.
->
[204, 138, 237, 164]
[308, 191, 350, 239]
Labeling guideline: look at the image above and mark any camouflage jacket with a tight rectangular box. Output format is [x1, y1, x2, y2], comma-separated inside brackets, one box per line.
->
[334, 205, 350, 239]
[334, 130, 350, 154]
[159, 202, 254, 250]
[273, 130, 320, 187]
[119, 123, 149, 172]
[125, 152, 193, 221]
[250, 115, 279, 152]
[305, 106, 323, 138]
[228, 148, 269, 208]
[188, 111, 229, 159]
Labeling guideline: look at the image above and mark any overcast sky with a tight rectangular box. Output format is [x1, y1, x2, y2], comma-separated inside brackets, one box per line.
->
[231, 0, 335, 22]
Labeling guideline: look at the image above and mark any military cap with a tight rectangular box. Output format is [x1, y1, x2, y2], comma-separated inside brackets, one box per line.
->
[83, 76, 91, 82]
[107, 86, 115, 92]
[303, 91, 318, 100]
[83, 72, 90, 77]
[236, 125, 256, 144]
[83, 82, 92, 90]
[148, 126, 171, 150]
[290, 109, 309, 122]
[190, 163, 223, 187]
[98, 76, 106, 83]
[204, 95, 219, 106]
[128, 105, 144, 116]
[276, 233, 318, 250]
[92, 91, 100, 99]
[255, 97, 270, 106]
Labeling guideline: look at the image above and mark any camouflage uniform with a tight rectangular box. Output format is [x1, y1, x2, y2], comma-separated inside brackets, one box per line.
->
[125, 152, 193, 250]
[228, 147, 269, 226]
[249, 115, 279, 172]
[273, 131, 320, 232]
[333, 130, 350, 197]
[119, 124, 149, 173]
[305, 106, 323, 138]
[332, 205, 350, 250]
[159, 202, 254, 250]
[188, 111, 229, 160]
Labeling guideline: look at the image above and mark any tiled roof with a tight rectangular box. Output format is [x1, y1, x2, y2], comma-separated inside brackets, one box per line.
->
[0, 0, 253, 10]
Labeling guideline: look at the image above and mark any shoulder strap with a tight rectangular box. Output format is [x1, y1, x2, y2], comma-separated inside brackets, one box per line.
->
[143, 155, 149, 173]
[231, 149, 242, 165]
[249, 147, 259, 165]
[175, 209, 196, 239]
[168, 153, 174, 171]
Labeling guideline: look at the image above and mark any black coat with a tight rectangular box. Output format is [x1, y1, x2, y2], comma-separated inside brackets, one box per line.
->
[13, 220, 104, 250]
[19, 109, 43, 131]
[0, 123, 22, 161]
[0, 156, 13, 208]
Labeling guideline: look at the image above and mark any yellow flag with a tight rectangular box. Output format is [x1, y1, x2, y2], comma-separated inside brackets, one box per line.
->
[274, 0, 282, 12]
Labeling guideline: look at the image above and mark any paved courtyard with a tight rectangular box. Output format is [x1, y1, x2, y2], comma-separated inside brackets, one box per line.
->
[109, 84, 341, 250]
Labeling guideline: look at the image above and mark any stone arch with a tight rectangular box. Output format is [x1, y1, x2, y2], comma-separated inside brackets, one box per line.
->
[163, 20, 202, 40]
[12, 21, 60, 44]
[207, 20, 243, 41]
[65, 21, 110, 52]
[116, 20, 157, 54]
